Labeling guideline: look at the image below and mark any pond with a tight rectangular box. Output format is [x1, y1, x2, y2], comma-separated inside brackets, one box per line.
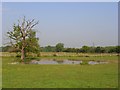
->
[29, 59, 108, 65]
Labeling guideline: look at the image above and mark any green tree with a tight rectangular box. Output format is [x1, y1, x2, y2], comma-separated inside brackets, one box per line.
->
[55, 43, 64, 52]
[25, 31, 40, 54]
[45, 45, 56, 52]
[7, 16, 39, 61]
[95, 46, 105, 53]
[116, 46, 120, 53]
[80, 46, 90, 53]
[105, 46, 117, 53]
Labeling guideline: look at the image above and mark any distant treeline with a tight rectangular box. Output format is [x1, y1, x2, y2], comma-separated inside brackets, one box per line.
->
[1, 43, 120, 53]
[40, 45, 120, 53]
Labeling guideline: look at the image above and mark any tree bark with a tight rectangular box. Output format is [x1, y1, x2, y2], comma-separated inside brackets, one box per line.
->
[21, 46, 25, 61]
[21, 36, 25, 61]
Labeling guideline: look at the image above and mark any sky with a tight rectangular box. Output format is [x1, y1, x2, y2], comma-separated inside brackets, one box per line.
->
[1, 0, 119, 2]
[0, 1, 1, 86]
[1, 2, 118, 48]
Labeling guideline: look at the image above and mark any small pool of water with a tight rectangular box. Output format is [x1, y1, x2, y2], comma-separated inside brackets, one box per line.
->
[30, 60, 83, 64]
[29, 59, 108, 65]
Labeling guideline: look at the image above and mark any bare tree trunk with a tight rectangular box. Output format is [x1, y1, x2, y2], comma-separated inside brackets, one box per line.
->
[21, 46, 25, 61]
[21, 37, 25, 62]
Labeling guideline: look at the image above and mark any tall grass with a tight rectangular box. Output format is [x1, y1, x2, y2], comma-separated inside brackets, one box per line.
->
[0, 52, 118, 57]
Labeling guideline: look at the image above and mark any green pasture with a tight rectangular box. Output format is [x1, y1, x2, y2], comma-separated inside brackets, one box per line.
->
[2, 54, 118, 88]
[0, 56, 2, 89]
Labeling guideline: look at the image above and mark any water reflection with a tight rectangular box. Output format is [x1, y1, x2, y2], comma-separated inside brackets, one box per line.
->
[62, 60, 82, 64]
[30, 60, 83, 64]
[29, 59, 108, 65]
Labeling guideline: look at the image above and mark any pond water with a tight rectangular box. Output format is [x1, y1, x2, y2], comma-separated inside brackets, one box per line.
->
[30, 60, 83, 64]
[29, 59, 108, 65]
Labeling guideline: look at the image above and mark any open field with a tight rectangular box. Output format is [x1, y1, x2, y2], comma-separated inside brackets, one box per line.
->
[0, 69, 1, 89]
[1, 52, 118, 88]
[0, 52, 118, 61]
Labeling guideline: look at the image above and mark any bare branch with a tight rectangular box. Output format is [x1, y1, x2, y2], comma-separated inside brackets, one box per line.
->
[30, 21, 39, 29]
[22, 16, 26, 30]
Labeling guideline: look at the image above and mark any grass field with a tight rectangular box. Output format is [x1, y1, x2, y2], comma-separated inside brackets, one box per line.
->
[0, 56, 2, 89]
[2, 52, 118, 88]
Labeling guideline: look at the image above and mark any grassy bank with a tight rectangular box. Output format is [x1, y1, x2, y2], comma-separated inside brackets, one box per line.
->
[0, 52, 118, 57]
[1, 52, 118, 61]
[2, 56, 118, 88]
